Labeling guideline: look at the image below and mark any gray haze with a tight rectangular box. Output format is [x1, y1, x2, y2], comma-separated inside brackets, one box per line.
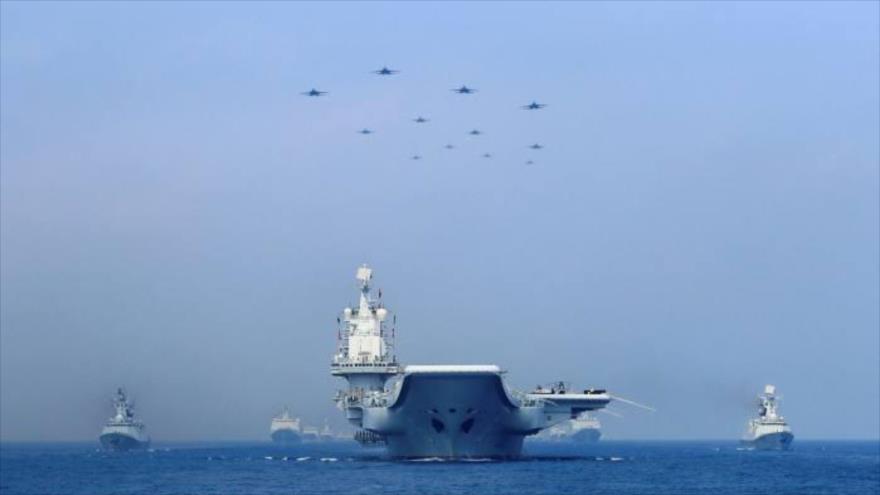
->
[1, 2, 878, 441]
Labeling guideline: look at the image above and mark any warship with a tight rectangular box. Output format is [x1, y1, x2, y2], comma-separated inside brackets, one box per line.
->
[99, 388, 149, 451]
[741, 384, 794, 450]
[270, 406, 302, 444]
[331, 265, 611, 458]
[543, 412, 602, 442]
[301, 426, 320, 442]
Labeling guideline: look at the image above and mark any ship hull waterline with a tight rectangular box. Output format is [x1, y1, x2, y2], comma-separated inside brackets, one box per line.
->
[270, 429, 302, 445]
[741, 431, 794, 451]
[99, 432, 149, 452]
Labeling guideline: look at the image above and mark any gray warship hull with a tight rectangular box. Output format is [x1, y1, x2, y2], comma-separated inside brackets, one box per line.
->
[742, 431, 794, 451]
[99, 432, 149, 451]
[350, 369, 608, 458]
[270, 429, 301, 444]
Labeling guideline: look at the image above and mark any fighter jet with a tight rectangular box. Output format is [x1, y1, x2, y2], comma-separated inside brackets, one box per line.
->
[411, 155, 422, 161]
[358, 129, 373, 135]
[444, 144, 455, 150]
[526, 160, 535, 165]
[301, 88, 327, 97]
[522, 101, 547, 110]
[529, 143, 544, 150]
[413, 116, 430, 123]
[482, 153, 492, 158]
[451, 85, 478, 94]
[469, 129, 482, 136]
[373, 66, 399, 75]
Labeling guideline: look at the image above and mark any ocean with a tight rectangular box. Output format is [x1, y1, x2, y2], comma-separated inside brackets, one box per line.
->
[1, 440, 877, 495]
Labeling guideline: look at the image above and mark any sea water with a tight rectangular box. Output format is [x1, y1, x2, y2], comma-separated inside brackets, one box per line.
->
[1, 440, 877, 494]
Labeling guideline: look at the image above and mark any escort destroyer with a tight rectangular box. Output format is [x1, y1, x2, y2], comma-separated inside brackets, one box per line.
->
[741, 384, 794, 450]
[99, 388, 149, 451]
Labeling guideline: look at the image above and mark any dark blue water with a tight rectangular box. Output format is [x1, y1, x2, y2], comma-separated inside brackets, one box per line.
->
[2, 441, 878, 495]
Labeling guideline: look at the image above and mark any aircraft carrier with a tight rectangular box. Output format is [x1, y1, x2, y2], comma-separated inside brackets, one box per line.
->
[99, 388, 150, 451]
[331, 265, 611, 458]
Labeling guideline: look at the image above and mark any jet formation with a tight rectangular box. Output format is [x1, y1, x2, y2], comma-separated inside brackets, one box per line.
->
[303, 68, 546, 165]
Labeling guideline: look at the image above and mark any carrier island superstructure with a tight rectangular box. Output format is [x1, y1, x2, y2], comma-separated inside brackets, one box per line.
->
[99, 388, 149, 451]
[741, 384, 794, 450]
[331, 265, 611, 458]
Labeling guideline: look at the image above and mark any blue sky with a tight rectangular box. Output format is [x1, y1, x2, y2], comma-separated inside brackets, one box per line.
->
[1, 1, 878, 441]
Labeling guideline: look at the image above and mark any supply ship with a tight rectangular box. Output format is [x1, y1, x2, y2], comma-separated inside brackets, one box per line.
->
[331, 265, 611, 458]
[99, 388, 149, 451]
[741, 384, 794, 450]
[270, 406, 302, 444]
[543, 411, 602, 442]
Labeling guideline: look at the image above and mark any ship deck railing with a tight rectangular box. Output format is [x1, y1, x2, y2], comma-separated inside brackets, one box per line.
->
[338, 391, 390, 408]
[331, 361, 400, 369]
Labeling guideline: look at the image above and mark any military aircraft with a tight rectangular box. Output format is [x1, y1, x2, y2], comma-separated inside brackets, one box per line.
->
[529, 143, 544, 150]
[373, 66, 399, 75]
[526, 160, 535, 165]
[482, 153, 492, 158]
[358, 129, 373, 135]
[522, 101, 547, 110]
[411, 155, 422, 161]
[413, 116, 430, 123]
[451, 85, 478, 94]
[469, 129, 482, 136]
[301, 88, 327, 97]
[444, 144, 455, 149]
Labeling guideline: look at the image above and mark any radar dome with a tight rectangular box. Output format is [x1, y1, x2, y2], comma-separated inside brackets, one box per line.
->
[376, 308, 388, 321]
[343, 307, 352, 319]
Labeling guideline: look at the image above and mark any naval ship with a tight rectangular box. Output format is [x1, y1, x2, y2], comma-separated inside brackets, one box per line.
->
[270, 406, 302, 444]
[331, 265, 612, 458]
[543, 411, 602, 442]
[741, 384, 794, 450]
[99, 388, 149, 451]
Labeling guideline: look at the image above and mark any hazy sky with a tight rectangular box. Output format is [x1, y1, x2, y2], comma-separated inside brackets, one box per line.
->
[1, 1, 878, 442]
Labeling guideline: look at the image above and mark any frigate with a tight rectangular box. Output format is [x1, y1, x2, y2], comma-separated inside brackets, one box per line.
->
[270, 406, 302, 444]
[741, 384, 794, 450]
[331, 265, 611, 458]
[99, 388, 149, 451]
